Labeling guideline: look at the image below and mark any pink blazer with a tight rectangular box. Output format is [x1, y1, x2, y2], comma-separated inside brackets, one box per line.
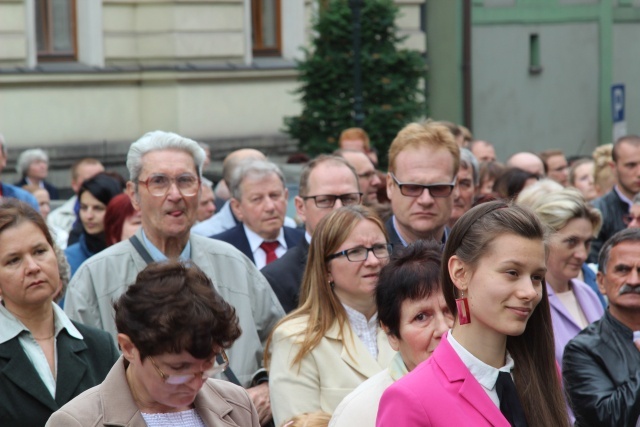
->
[377, 332, 510, 427]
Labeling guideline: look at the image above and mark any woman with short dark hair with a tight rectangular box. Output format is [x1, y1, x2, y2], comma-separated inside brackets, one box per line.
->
[47, 261, 259, 426]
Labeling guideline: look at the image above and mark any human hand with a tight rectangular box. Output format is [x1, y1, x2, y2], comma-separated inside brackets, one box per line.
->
[247, 382, 272, 426]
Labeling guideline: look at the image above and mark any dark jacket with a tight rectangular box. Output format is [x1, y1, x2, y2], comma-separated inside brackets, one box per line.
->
[563, 310, 640, 427]
[384, 216, 449, 248]
[211, 223, 304, 266]
[0, 322, 119, 427]
[261, 238, 309, 313]
[15, 177, 60, 200]
[589, 188, 629, 263]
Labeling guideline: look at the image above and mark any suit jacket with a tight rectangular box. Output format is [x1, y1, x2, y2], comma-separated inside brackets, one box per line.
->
[589, 188, 628, 263]
[0, 322, 118, 427]
[15, 177, 60, 199]
[383, 217, 449, 249]
[261, 238, 309, 313]
[377, 333, 510, 427]
[212, 223, 304, 266]
[269, 315, 395, 426]
[547, 279, 604, 368]
[46, 356, 260, 427]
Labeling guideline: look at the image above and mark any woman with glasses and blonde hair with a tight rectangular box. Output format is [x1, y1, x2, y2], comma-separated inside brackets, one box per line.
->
[266, 206, 395, 425]
[47, 261, 259, 427]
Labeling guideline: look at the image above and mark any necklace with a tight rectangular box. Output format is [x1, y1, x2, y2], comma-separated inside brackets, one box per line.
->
[33, 332, 55, 340]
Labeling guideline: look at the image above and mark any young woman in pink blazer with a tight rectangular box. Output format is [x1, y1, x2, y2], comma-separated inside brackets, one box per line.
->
[377, 201, 570, 427]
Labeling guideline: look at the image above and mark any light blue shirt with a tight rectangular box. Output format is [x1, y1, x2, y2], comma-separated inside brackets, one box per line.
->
[141, 229, 191, 261]
[0, 302, 83, 397]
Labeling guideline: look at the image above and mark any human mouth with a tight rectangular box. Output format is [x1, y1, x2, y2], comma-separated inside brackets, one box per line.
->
[167, 210, 184, 217]
[619, 284, 640, 296]
[507, 306, 532, 318]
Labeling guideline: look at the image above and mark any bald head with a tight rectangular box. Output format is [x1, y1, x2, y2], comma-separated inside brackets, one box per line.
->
[222, 149, 266, 184]
[507, 152, 545, 177]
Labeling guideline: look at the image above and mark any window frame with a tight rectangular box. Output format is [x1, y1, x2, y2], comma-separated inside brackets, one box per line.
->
[251, 0, 282, 57]
[36, 0, 78, 62]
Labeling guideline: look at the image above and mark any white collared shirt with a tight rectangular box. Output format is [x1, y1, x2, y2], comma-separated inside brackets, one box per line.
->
[0, 302, 83, 398]
[244, 224, 287, 269]
[447, 330, 515, 408]
[343, 303, 379, 359]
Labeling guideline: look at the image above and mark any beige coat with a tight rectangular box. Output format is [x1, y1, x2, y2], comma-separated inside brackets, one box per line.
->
[268, 316, 395, 426]
[46, 356, 260, 427]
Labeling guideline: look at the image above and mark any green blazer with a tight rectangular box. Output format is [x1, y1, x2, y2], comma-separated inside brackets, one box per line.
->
[0, 321, 118, 427]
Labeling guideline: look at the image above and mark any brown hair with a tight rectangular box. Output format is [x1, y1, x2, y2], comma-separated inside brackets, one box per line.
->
[71, 158, 102, 182]
[0, 199, 54, 248]
[441, 201, 569, 427]
[612, 135, 640, 162]
[297, 155, 358, 197]
[114, 261, 241, 361]
[339, 128, 370, 151]
[265, 205, 388, 368]
[387, 120, 460, 175]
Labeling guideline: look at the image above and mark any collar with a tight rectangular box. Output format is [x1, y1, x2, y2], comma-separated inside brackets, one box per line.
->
[614, 185, 633, 210]
[603, 309, 635, 340]
[388, 351, 410, 381]
[141, 229, 191, 261]
[304, 231, 312, 244]
[342, 303, 378, 329]
[0, 302, 83, 344]
[25, 177, 45, 189]
[243, 224, 287, 252]
[447, 330, 514, 391]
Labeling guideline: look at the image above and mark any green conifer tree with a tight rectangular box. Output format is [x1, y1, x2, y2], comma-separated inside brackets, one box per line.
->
[284, 0, 427, 165]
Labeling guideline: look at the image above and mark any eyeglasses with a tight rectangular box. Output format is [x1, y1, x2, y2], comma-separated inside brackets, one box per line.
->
[390, 173, 456, 198]
[326, 243, 393, 262]
[302, 193, 362, 208]
[138, 173, 200, 197]
[149, 351, 229, 385]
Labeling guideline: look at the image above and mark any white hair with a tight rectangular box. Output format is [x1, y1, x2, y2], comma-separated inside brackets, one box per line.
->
[16, 149, 49, 177]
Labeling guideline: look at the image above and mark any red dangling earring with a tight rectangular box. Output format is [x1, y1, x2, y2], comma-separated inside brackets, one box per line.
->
[456, 290, 471, 325]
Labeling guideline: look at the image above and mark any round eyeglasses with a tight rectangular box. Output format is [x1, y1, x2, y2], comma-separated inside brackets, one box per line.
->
[138, 173, 201, 197]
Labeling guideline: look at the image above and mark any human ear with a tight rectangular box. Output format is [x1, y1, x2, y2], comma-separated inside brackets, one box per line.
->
[448, 255, 469, 292]
[126, 182, 141, 211]
[230, 198, 243, 222]
[295, 196, 306, 224]
[382, 323, 401, 352]
[117, 334, 136, 362]
[596, 271, 607, 296]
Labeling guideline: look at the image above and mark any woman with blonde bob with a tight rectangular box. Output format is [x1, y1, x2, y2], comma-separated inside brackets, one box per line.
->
[517, 184, 605, 367]
[267, 206, 395, 425]
[378, 201, 570, 427]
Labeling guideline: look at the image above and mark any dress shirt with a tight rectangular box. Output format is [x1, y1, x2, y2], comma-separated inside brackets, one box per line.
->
[141, 409, 207, 427]
[244, 225, 287, 269]
[447, 330, 515, 408]
[141, 228, 191, 261]
[0, 302, 83, 397]
[343, 304, 379, 359]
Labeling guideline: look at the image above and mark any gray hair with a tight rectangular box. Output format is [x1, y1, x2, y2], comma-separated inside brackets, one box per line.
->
[229, 159, 286, 200]
[459, 148, 479, 186]
[126, 130, 206, 188]
[598, 228, 640, 273]
[16, 149, 49, 177]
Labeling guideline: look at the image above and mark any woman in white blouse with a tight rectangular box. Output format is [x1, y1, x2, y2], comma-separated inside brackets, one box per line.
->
[266, 206, 395, 426]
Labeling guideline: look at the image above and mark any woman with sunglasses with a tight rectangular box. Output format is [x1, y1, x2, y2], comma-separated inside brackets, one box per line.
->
[266, 206, 395, 426]
[47, 261, 259, 427]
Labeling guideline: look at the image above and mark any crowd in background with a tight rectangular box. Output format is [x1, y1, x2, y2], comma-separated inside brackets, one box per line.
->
[0, 122, 639, 427]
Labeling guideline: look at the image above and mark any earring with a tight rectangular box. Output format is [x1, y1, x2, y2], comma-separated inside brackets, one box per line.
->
[329, 280, 335, 289]
[456, 289, 471, 325]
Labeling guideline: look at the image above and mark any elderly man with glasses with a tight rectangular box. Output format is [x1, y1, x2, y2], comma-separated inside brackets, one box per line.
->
[385, 121, 460, 247]
[261, 155, 361, 313]
[64, 131, 284, 426]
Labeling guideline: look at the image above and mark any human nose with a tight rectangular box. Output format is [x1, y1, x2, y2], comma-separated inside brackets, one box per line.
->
[432, 312, 450, 338]
[333, 197, 345, 209]
[371, 174, 382, 187]
[166, 180, 182, 199]
[416, 187, 435, 205]
[518, 278, 539, 301]
[574, 244, 588, 263]
[24, 255, 41, 274]
[629, 268, 640, 286]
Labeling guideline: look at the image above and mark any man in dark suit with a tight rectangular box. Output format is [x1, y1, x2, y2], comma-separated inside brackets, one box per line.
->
[261, 155, 361, 312]
[385, 121, 460, 248]
[212, 159, 303, 269]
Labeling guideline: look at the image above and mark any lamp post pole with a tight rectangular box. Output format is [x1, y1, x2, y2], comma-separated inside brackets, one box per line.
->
[350, 0, 365, 126]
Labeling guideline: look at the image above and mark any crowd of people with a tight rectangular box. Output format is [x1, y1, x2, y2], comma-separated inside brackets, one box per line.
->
[0, 123, 639, 427]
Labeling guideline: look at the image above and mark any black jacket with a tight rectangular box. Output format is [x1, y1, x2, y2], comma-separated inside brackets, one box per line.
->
[563, 310, 640, 427]
[589, 189, 629, 263]
[261, 239, 309, 313]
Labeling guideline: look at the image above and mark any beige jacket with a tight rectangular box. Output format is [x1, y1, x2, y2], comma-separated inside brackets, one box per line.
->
[268, 316, 395, 426]
[46, 356, 260, 427]
[64, 228, 285, 387]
